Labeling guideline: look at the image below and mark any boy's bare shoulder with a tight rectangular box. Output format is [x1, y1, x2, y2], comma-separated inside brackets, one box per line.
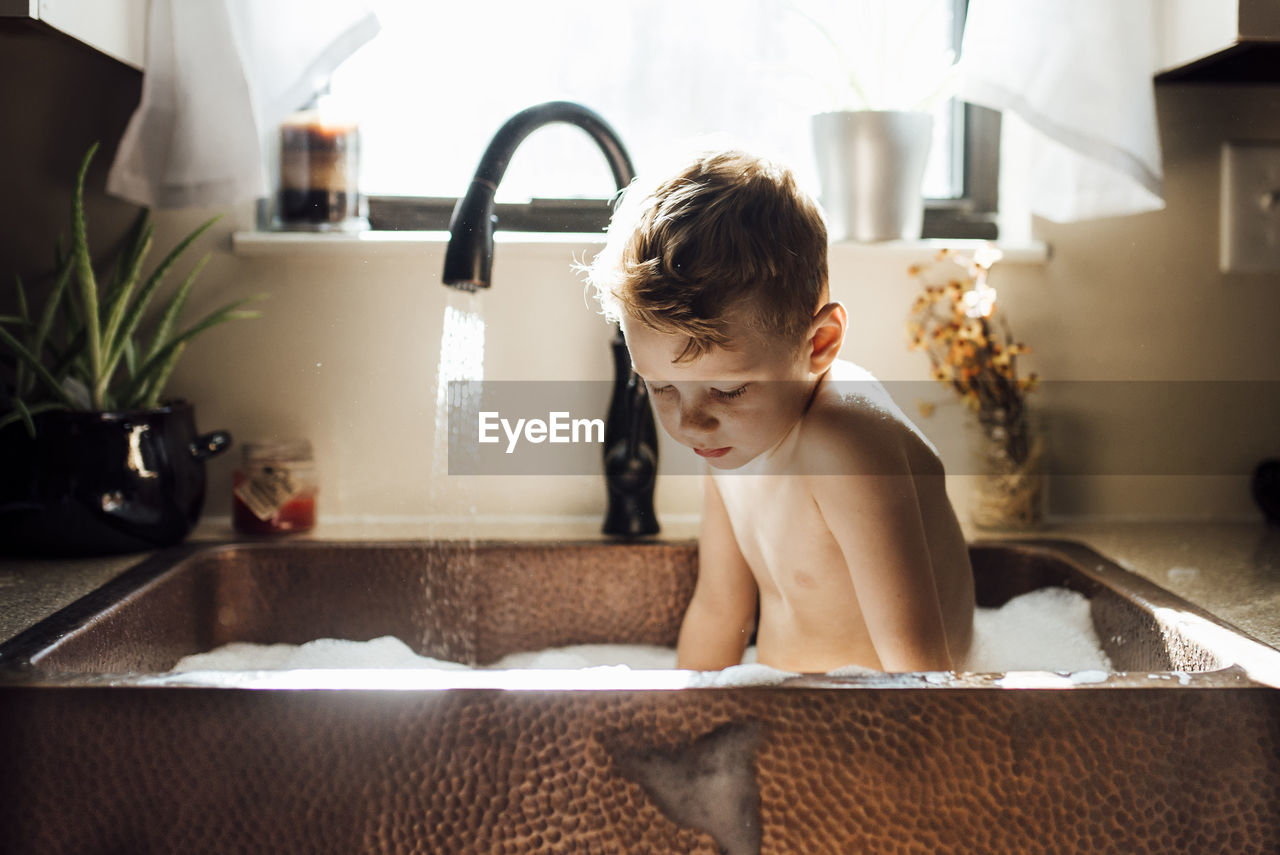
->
[797, 360, 942, 478]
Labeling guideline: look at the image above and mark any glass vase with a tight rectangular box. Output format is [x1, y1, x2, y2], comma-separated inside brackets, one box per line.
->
[968, 408, 1047, 531]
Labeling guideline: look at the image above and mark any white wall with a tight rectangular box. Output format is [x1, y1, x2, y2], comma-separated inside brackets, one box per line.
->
[151, 84, 1280, 525]
[4, 25, 1278, 526]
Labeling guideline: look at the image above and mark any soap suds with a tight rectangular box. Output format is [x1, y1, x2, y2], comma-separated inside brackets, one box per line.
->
[496, 643, 677, 671]
[965, 587, 1113, 672]
[1070, 669, 1110, 684]
[690, 663, 799, 688]
[172, 586, 1113, 676]
[171, 636, 471, 672]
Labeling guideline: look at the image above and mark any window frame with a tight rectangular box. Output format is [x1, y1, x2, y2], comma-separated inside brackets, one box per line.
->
[921, 102, 1000, 239]
[365, 102, 999, 240]
[361, 0, 1000, 239]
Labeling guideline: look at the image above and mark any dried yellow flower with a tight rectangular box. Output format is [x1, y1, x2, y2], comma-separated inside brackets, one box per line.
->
[903, 243, 1037, 419]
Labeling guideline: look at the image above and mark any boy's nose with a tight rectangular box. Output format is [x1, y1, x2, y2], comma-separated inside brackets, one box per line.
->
[678, 403, 718, 436]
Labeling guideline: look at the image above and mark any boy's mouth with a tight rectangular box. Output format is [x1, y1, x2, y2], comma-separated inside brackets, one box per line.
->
[693, 446, 732, 458]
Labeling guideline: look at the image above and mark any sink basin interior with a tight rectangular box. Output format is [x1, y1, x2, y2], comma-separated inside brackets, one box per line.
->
[1, 538, 1261, 678]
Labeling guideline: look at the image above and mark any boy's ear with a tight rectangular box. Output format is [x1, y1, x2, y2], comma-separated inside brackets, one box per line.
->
[806, 301, 846, 373]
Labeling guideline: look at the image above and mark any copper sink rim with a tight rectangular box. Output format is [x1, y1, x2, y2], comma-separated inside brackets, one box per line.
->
[2, 536, 1279, 692]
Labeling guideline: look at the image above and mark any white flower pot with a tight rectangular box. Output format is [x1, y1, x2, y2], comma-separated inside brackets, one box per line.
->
[811, 110, 934, 242]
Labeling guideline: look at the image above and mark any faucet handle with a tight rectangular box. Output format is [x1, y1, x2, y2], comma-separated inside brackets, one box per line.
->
[603, 436, 659, 537]
[603, 359, 660, 537]
[605, 436, 656, 497]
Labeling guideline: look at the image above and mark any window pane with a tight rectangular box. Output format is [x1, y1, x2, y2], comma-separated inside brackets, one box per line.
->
[330, 0, 961, 203]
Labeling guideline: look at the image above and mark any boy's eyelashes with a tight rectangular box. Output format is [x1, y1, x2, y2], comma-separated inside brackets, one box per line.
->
[642, 381, 749, 401]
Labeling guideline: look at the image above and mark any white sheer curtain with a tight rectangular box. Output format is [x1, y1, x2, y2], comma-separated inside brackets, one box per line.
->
[957, 0, 1164, 224]
[108, 0, 380, 209]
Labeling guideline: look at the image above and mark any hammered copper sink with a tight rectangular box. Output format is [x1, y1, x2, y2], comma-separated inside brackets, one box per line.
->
[1, 540, 1278, 854]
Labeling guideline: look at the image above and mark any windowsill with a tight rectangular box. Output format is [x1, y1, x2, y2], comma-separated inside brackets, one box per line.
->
[230, 230, 1051, 264]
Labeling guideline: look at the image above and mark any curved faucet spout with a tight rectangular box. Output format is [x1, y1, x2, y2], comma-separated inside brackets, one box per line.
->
[440, 102, 658, 537]
[442, 101, 635, 290]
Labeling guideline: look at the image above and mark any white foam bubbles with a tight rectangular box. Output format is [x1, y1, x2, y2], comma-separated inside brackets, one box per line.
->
[172, 636, 470, 673]
[171, 586, 1115, 678]
[964, 587, 1113, 672]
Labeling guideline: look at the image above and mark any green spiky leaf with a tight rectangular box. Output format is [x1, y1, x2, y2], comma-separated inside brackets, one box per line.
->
[140, 251, 210, 365]
[12, 275, 30, 396]
[98, 215, 154, 380]
[15, 397, 34, 436]
[122, 336, 137, 378]
[0, 325, 74, 406]
[15, 275, 29, 323]
[104, 209, 151, 301]
[0, 400, 68, 436]
[34, 248, 75, 360]
[119, 295, 265, 408]
[70, 142, 103, 406]
[138, 341, 186, 410]
[137, 217, 220, 363]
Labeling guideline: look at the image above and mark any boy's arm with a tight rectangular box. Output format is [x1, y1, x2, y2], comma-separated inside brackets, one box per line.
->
[805, 416, 953, 672]
[677, 475, 758, 670]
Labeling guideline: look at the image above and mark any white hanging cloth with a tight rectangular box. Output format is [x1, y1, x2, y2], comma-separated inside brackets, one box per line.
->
[108, 0, 379, 209]
[956, 0, 1164, 223]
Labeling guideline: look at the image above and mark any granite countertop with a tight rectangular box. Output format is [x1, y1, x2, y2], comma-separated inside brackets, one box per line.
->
[2, 518, 1278, 651]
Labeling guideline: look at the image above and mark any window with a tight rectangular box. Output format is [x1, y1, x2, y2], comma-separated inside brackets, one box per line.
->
[330, 0, 997, 238]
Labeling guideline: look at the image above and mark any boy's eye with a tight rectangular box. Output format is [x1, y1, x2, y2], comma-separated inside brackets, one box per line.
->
[643, 382, 746, 400]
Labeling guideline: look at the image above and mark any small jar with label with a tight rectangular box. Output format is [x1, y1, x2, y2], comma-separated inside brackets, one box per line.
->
[232, 439, 318, 535]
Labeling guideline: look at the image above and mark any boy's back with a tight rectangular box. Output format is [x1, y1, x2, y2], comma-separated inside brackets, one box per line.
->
[708, 358, 974, 673]
[586, 148, 976, 673]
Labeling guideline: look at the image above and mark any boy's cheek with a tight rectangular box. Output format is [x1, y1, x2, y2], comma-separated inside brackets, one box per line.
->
[650, 407, 682, 438]
[733, 402, 782, 428]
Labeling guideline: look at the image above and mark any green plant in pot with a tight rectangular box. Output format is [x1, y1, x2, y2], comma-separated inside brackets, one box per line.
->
[0, 143, 263, 556]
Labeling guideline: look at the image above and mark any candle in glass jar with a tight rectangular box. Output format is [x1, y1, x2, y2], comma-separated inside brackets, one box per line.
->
[278, 109, 361, 227]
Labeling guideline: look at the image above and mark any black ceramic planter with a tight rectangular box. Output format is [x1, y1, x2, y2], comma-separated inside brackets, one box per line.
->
[0, 401, 230, 557]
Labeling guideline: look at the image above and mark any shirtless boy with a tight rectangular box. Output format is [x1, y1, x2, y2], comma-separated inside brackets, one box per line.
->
[587, 150, 974, 673]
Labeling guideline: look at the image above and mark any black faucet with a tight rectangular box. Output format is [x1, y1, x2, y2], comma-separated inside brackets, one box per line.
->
[442, 101, 659, 537]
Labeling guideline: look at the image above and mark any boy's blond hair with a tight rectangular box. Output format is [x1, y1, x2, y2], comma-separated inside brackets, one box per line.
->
[587, 150, 828, 363]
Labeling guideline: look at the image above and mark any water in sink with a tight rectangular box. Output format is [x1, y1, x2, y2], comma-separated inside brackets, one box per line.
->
[170, 586, 1112, 675]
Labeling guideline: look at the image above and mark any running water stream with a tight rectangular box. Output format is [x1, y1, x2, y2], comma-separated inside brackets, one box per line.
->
[425, 288, 489, 658]
[430, 289, 487, 529]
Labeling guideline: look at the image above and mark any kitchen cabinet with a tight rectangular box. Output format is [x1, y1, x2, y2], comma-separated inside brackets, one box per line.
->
[1157, 0, 1280, 82]
[0, 0, 147, 70]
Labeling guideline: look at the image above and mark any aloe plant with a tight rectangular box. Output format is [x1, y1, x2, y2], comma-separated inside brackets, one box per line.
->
[0, 143, 264, 435]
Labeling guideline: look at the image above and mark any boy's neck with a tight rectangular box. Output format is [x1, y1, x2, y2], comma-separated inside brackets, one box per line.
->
[748, 368, 832, 467]
[801, 365, 832, 416]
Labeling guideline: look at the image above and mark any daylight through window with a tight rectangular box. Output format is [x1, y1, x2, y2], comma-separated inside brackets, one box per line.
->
[329, 0, 968, 212]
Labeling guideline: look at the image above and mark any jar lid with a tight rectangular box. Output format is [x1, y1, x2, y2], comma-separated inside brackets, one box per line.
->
[241, 438, 313, 463]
